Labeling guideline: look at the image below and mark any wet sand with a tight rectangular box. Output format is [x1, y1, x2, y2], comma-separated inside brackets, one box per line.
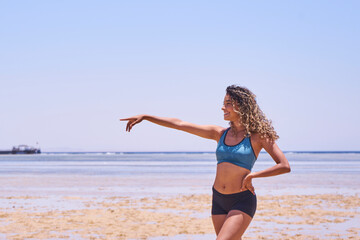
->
[0, 174, 359, 239]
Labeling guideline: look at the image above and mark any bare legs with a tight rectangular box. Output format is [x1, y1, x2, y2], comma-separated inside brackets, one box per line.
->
[212, 210, 253, 240]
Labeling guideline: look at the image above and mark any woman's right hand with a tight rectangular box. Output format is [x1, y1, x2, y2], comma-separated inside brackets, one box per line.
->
[119, 115, 146, 132]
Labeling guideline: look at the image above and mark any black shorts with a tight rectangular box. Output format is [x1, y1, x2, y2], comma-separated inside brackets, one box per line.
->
[211, 187, 257, 218]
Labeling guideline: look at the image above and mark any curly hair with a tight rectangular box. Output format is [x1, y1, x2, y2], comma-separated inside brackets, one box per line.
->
[226, 85, 279, 141]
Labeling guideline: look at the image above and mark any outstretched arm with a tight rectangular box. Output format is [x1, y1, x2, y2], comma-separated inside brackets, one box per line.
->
[120, 114, 224, 141]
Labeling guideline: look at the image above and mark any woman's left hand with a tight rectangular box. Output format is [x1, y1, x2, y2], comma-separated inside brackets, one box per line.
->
[241, 173, 255, 195]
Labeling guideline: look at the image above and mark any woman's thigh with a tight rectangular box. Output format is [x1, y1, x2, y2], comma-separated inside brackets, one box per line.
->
[211, 214, 227, 235]
[216, 210, 253, 240]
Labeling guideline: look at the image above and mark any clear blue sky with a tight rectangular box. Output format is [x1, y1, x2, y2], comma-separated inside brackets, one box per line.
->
[1, 0, 359, 152]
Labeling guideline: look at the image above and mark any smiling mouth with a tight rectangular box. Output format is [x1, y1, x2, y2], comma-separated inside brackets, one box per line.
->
[224, 113, 229, 116]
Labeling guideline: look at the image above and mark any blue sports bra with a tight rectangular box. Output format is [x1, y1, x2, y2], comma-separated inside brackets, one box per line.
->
[216, 128, 257, 171]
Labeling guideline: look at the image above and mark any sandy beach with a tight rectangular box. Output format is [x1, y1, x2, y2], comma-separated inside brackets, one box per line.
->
[0, 174, 359, 240]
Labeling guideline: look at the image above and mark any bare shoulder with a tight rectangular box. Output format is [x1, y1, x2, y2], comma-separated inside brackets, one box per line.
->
[251, 132, 273, 145]
[249, 132, 262, 144]
[251, 133, 283, 161]
[212, 126, 227, 142]
[250, 132, 278, 155]
[195, 124, 226, 142]
[215, 126, 227, 133]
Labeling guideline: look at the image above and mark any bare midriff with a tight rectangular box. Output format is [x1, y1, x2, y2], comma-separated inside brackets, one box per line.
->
[213, 162, 251, 194]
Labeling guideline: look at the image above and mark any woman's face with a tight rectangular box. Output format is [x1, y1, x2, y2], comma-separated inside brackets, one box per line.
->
[222, 94, 239, 121]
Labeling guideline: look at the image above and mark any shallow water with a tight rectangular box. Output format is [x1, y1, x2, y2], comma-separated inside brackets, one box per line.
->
[0, 151, 359, 176]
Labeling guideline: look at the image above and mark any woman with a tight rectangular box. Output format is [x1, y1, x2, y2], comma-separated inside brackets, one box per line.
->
[120, 85, 291, 240]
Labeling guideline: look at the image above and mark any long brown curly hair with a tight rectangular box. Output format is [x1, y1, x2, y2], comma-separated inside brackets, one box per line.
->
[226, 85, 279, 141]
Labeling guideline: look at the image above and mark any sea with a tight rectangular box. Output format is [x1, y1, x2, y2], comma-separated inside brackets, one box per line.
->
[0, 151, 359, 176]
[1, 151, 360, 197]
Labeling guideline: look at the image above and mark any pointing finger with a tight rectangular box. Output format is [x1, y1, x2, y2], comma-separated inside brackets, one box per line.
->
[120, 118, 134, 122]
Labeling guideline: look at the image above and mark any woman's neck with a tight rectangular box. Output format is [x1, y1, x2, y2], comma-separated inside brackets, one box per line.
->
[230, 121, 246, 135]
